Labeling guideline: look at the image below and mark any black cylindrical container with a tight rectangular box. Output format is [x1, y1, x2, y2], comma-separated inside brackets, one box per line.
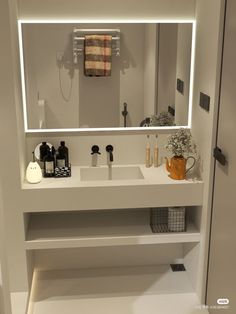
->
[39, 142, 50, 162]
[57, 141, 69, 167]
[44, 147, 55, 177]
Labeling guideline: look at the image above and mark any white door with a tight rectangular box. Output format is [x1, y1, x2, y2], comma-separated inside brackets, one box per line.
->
[206, 0, 236, 313]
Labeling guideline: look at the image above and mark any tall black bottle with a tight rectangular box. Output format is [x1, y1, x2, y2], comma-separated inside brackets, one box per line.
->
[43, 147, 55, 177]
[57, 141, 69, 167]
[39, 142, 50, 162]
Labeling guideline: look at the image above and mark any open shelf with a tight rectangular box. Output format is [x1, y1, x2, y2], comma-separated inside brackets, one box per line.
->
[28, 265, 207, 314]
[25, 209, 200, 250]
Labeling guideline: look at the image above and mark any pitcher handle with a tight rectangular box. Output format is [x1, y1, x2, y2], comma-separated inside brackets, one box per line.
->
[186, 156, 196, 174]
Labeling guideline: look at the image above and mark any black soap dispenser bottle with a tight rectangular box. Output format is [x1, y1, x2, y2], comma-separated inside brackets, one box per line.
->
[43, 147, 55, 177]
[56, 149, 66, 167]
[57, 141, 69, 167]
[39, 142, 50, 162]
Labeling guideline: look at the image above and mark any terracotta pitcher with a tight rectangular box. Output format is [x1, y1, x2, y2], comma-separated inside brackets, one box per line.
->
[165, 156, 196, 180]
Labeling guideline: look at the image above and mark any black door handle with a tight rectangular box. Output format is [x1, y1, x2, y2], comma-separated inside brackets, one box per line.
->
[213, 146, 227, 166]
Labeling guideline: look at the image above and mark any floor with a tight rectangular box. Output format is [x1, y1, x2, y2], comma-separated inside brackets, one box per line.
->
[27, 265, 209, 314]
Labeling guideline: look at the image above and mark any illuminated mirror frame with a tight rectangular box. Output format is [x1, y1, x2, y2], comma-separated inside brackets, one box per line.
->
[18, 19, 196, 134]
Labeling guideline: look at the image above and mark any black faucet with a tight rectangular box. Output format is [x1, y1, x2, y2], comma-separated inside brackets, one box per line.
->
[91, 145, 101, 155]
[122, 102, 128, 127]
[106, 145, 114, 162]
[91, 145, 101, 167]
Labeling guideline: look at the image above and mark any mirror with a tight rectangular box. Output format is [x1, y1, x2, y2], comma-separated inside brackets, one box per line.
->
[18, 21, 195, 131]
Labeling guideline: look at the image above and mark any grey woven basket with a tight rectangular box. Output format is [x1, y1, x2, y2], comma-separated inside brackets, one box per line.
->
[150, 208, 168, 233]
[150, 207, 186, 233]
[168, 207, 186, 232]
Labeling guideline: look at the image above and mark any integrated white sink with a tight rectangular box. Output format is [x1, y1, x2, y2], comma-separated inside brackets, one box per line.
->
[80, 166, 144, 181]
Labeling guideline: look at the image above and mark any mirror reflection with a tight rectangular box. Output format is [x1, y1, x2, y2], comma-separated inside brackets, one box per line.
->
[20, 22, 193, 129]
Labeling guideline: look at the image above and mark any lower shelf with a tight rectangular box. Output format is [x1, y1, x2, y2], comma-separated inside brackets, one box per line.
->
[28, 265, 207, 314]
[25, 209, 200, 250]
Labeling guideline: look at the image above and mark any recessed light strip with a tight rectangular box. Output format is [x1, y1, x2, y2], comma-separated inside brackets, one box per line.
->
[18, 19, 196, 24]
[18, 19, 196, 133]
[18, 21, 28, 132]
[188, 20, 196, 129]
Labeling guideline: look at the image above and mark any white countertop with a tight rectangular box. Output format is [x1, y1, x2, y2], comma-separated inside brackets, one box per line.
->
[20, 164, 203, 212]
[22, 164, 202, 189]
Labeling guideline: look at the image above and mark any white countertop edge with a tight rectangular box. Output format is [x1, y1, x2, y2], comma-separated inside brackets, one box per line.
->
[22, 164, 203, 190]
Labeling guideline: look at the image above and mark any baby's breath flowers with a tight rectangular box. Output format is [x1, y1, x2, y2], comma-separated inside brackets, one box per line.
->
[165, 128, 197, 157]
[150, 112, 175, 126]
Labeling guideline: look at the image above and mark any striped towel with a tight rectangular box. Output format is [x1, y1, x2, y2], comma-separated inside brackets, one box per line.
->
[84, 35, 112, 77]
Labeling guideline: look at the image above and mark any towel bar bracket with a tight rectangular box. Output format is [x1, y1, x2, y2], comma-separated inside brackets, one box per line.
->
[73, 28, 120, 64]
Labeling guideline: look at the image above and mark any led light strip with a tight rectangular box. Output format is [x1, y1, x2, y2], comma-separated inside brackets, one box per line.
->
[18, 20, 28, 132]
[18, 19, 196, 24]
[188, 20, 196, 129]
[18, 19, 196, 134]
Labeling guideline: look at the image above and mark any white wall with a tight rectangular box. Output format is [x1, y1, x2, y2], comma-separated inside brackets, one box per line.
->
[143, 24, 157, 118]
[0, 0, 30, 298]
[23, 23, 80, 129]
[157, 23, 178, 115]
[119, 24, 145, 127]
[191, 0, 225, 301]
[24, 23, 145, 129]
[18, 0, 196, 20]
[25, 134, 168, 166]
[175, 24, 192, 125]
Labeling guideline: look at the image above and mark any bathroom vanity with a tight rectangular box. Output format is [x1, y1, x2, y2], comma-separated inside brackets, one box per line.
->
[13, 18, 216, 314]
[20, 163, 205, 314]
[18, 20, 201, 313]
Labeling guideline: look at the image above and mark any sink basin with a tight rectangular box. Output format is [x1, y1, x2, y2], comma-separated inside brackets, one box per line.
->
[80, 166, 144, 181]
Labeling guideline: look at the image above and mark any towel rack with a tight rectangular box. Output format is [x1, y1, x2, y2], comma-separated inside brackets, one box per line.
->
[73, 28, 120, 64]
